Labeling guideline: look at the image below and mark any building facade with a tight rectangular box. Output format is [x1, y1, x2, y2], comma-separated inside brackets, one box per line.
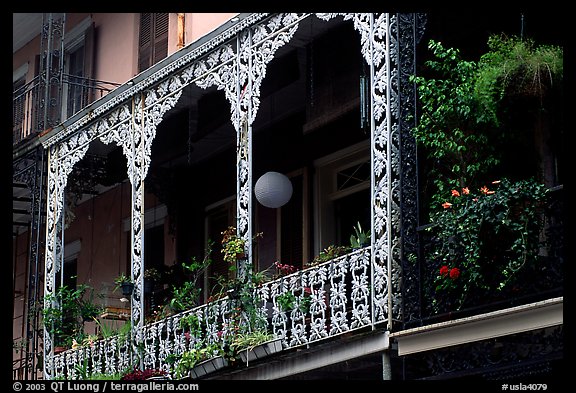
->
[12, 12, 563, 382]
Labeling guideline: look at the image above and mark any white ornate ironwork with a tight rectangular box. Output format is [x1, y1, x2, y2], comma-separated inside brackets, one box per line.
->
[42, 12, 420, 378]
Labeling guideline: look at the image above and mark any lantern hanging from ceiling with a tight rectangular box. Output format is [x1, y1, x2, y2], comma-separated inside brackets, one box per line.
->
[254, 171, 293, 208]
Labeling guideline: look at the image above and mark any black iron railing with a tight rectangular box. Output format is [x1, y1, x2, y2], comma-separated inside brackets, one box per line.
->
[407, 184, 564, 327]
[12, 74, 120, 146]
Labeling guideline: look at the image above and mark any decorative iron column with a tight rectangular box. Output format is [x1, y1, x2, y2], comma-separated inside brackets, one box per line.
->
[43, 138, 89, 379]
[313, 13, 423, 330]
[234, 13, 302, 277]
[396, 13, 427, 326]
[13, 147, 47, 380]
[365, 13, 424, 329]
[38, 13, 65, 133]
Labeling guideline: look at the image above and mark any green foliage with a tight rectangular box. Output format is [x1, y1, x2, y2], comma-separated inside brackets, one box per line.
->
[179, 313, 202, 335]
[426, 178, 549, 312]
[113, 274, 132, 293]
[230, 330, 275, 354]
[167, 241, 213, 313]
[276, 292, 297, 312]
[349, 221, 371, 248]
[410, 40, 500, 207]
[308, 244, 350, 267]
[42, 283, 103, 348]
[411, 35, 562, 215]
[173, 342, 224, 379]
[475, 34, 563, 118]
[276, 290, 311, 314]
[220, 226, 247, 264]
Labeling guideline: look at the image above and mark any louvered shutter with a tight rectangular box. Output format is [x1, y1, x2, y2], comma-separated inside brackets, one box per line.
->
[138, 13, 168, 73]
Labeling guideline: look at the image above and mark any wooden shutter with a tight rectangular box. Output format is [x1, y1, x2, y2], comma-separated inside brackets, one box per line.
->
[138, 13, 169, 73]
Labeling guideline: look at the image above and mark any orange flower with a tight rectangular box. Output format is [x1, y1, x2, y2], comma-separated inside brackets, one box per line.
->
[451, 189, 460, 197]
[480, 185, 495, 195]
[442, 202, 452, 209]
[462, 187, 470, 195]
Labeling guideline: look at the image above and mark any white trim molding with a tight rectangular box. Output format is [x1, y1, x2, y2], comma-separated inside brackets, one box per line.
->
[390, 297, 563, 356]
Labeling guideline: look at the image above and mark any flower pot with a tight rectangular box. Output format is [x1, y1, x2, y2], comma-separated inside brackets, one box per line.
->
[54, 346, 67, 355]
[121, 282, 134, 296]
[238, 338, 283, 364]
[188, 356, 228, 379]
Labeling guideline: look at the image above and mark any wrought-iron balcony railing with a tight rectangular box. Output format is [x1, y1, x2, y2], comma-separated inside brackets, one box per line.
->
[48, 180, 564, 379]
[12, 74, 120, 146]
[51, 247, 373, 379]
[409, 183, 564, 327]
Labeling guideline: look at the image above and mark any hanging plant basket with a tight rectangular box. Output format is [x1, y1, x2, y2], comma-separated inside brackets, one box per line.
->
[121, 282, 134, 296]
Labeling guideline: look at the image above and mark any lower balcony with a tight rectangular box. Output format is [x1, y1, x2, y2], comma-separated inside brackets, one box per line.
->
[50, 247, 379, 380]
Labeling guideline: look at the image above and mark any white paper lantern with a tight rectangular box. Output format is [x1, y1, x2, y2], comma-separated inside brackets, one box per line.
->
[254, 171, 293, 208]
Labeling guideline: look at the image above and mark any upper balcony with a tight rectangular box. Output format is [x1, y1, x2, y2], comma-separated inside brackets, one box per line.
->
[12, 73, 120, 147]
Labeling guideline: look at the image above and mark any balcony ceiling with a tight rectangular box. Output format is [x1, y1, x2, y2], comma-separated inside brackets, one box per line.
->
[13, 13, 43, 54]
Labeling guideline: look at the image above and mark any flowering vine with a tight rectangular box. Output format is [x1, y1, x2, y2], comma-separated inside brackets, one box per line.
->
[428, 177, 549, 313]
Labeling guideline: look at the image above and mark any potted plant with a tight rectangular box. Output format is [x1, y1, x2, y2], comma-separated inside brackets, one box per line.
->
[230, 330, 282, 365]
[173, 342, 228, 379]
[42, 283, 101, 351]
[220, 226, 247, 264]
[349, 221, 370, 249]
[143, 267, 160, 294]
[114, 274, 134, 296]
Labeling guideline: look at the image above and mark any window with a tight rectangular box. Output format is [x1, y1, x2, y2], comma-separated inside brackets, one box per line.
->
[138, 13, 169, 73]
[314, 142, 370, 253]
[12, 77, 27, 142]
[62, 17, 95, 120]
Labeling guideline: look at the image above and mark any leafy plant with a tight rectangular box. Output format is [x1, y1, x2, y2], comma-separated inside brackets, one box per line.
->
[276, 289, 312, 313]
[42, 283, 102, 348]
[350, 221, 371, 248]
[173, 343, 224, 379]
[410, 39, 500, 209]
[411, 35, 563, 213]
[221, 226, 247, 265]
[167, 242, 213, 313]
[307, 245, 350, 267]
[113, 274, 133, 294]
[475, 34, 563, 117]
[230, 330, 275, 354]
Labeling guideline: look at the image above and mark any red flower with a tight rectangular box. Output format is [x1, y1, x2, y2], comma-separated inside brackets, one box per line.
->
[439, 265, 449, 276]
[462, 187, 470, 195]
[451, 189, 460, 197]
[449, 267, 460, 280]
[442, 202, 452, 209]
